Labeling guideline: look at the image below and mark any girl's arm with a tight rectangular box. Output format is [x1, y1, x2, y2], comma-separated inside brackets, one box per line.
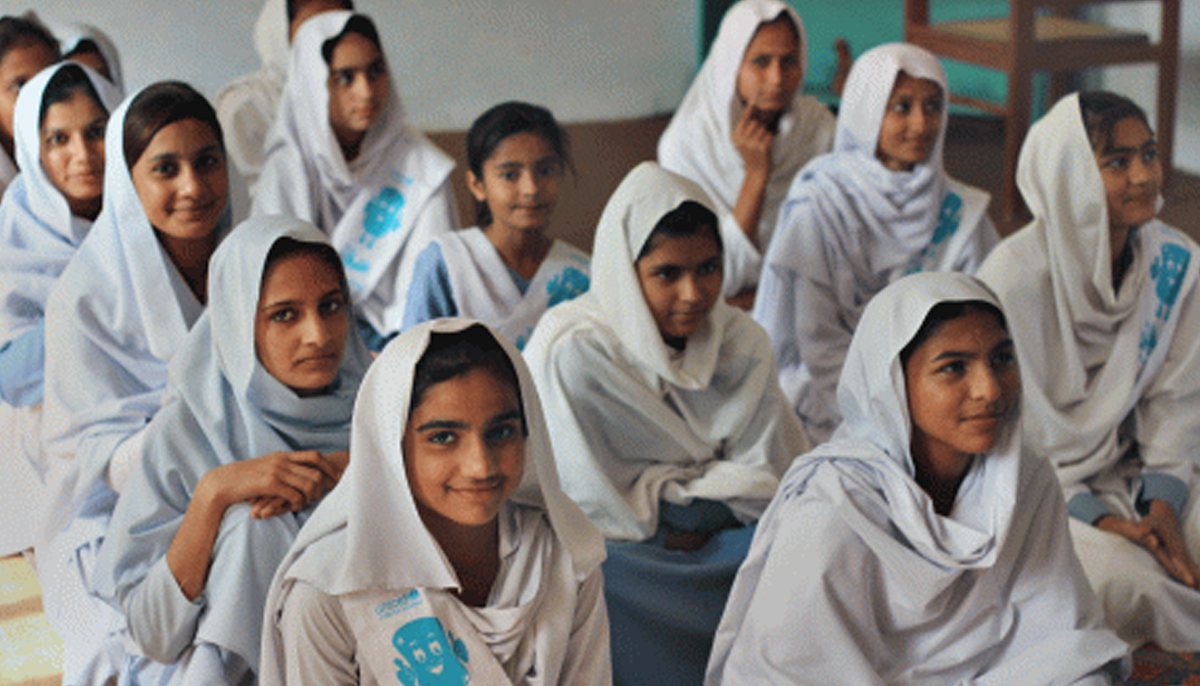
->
[730, 105, 773, 248]
[166, 450, 341, 600]
[278, 581, 360, 686]
[557, 568, 612, 686]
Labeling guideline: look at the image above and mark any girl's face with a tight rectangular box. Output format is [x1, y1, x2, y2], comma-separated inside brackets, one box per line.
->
[255, 250, 349, 396]
[0, 40, 58, 149]
[404, 366, 525, 532]
[736, 19, 802, 115]
[467, 131, 564, 234]
[130, 118, 228, 241]
[40, 91, 108, 220]
[635, 231, 723, 348]
[904, 309, 1017, 473]
[875, 72, 943, 172]
[327, 31, 388, 150]
[1095, 116, 1160, 245]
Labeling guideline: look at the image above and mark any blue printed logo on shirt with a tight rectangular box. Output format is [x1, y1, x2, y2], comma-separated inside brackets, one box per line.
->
[1139, 242, 1192, 367]
[361, 186, 407, 250]
[546, 267, 590, 308]
[905, 192, 963, 275]
[392, 617, 470, 685]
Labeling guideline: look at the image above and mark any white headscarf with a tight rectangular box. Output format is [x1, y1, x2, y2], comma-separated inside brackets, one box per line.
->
[261, 318, 605, 683]
[0, 62, 122, 344]
[41, 85, 232, 537]
[50, 22, 123, 89]
[657, 0, 835, 294]
[95, 215, 371, 675]
[254, 11, 456, 335]
[708, 272, 1128, 685]
[524, 162, 808, 540]
[977, 93, 1200, 498]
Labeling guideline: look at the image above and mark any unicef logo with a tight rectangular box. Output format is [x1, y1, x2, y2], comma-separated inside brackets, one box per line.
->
[392, 617, 470, 685]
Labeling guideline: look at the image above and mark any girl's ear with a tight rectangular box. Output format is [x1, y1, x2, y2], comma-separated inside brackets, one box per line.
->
[466, 169, 488, 204]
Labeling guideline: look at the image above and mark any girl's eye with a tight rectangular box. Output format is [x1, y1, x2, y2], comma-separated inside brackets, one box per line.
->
[319, 296, 345, 316]
[153, 160, 179, 177]
[331, 72, 353, 87]
[429, 430, 456, 446]
[1105, 156, 1130, 171]
[537, 161, 564, 178]
[654, 266, 682, 282]
[499, 169, 520, 182]
[923, 98, 943, 115]
[86, 124, 106, 141]
[485, 422, 520, 445]
[367, 60, 387, 80]
[891, 100, 911, 115]
[195, 151, 222, 173]
[781, 54, 800, 70]
[937, 360, 967, 375]
[751, 55, 771, 69]
[45, 132, 68, 147]
[991, 349, 1016, 370]
[698, 259, 722, 277]
[269, 308, 296, 323]
[1143, 147, 1159, 163]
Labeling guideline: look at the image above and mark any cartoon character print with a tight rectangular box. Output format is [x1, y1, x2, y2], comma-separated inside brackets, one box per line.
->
[1139, 242, 1192, 367]
[392, 617, 470, 685]
[361, 186, 407, 250]
[905, 192, 963, 275]
[546, 267, 590, 309]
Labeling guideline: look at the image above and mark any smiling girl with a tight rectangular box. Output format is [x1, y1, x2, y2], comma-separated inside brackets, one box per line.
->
[254, 11, 457, 350]
[658, 0, 835, 305]
[979, 91, 1200, 651]
[708, 273, 1127, 685]
[39, 81, 229, 686]
[403, 102, 589, 350]
[260, 320, 609, 686]
[524, 162, 807, 686]
[0, 62, 120, 555]
[754, 43, 999, 444]
[95, 216, 371, 685]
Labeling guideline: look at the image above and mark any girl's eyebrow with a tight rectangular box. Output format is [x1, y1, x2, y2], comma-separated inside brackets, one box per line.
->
[417, 419, 466, 432]
[487, 409, 522, 426]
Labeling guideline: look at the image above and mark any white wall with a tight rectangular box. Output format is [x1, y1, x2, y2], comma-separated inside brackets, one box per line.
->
[1092, 2, 1200, 174]
[4, 0, 699, 130]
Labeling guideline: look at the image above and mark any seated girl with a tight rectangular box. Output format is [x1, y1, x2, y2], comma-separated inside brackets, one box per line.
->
[754, 43, 998, 443]
[254, 11, 457, 350]
[708, 272, 1128, 685]
[978, 91, 1200, 650]
[39, 81, 230, 686]
[0, 14, 60, 193]
[524, 162, 808, 686]
[95, 215, 371, 684]
[0, 62, 120, 554]
[403, 101, 589, 350]
[658, 0, 835, 304]
[260, 320, 610, 686]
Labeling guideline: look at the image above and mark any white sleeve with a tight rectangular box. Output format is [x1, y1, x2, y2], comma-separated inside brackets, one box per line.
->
[106, 428, 147, 494]
[278, 581, 361, 686]
[556, 568, 612, 686]
[122, 555, 205, 664]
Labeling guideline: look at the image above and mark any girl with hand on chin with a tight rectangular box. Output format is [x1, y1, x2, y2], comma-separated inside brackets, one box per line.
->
[979, 91, 1200, 651]
[38, 81, 229, 686]
[709, 273, 1128, 685]
[260, 320, 610, 686]
[254, 11, 458, 350]
[524, 162, 808, 686]
[755, 43, 998, 444]
[95, 216, 371, 685]
[658, 0, 835, 307]
[403, 101, 589, 351]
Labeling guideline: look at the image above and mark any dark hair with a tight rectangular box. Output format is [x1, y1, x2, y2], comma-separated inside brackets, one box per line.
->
[286, 0, 354, 27]
[899, 300, 1009, 368]
[63, 38, 100, 62]
[1078, 91, 1151, 154]
[320, 14, 382, 65]
[636, 200, 723, 262]
[123, 81, 224, 169]
[466, 101, 572, 225]
[38, 64, 107, 129]
[0, 15, 60, 65]
[409, 325, 525, 434]
[263, 237, 349, 298]
[753, 12, 801, 50]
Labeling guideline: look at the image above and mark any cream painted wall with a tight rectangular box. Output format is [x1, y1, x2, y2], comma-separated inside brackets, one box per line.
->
[5, 0, 700, 130]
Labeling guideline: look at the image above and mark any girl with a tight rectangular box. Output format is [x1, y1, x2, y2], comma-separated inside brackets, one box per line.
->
[0, 62, 120, 555]
[39, 81, 229, 686]
[708, 273, 1128, 685]
[260, 320, 610, 686]
[754, 43, 998, 443]
[524, 162, 808, 686]
[403, 101, 589, 350]
[0, 15, 60, 193]
[254, 11, 457, 350]
[978, 92, 1200, 650]
[658, 0, 835, 304]
[95, 216, 371, 685]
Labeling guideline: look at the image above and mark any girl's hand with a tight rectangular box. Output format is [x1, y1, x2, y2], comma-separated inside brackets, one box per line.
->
[199, 450, 342, 518]
[1097, 502, 1200, 589]
[247, 451, 350, 519]
[732, 103, 774, 179]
